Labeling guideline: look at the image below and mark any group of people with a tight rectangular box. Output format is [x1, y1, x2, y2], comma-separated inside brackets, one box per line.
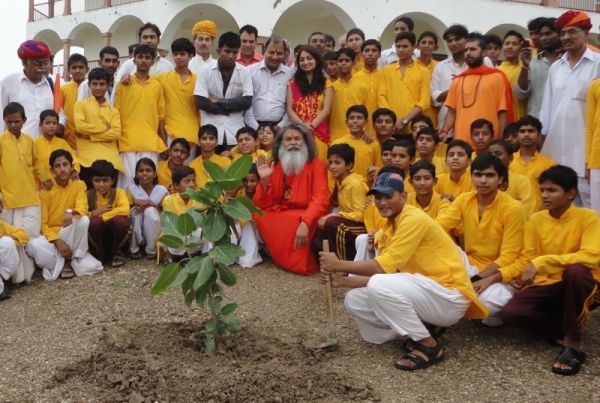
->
[0, 7, 599, 376]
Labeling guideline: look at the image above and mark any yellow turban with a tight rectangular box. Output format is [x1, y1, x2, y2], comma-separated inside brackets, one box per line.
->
[192, 20, 217, 38]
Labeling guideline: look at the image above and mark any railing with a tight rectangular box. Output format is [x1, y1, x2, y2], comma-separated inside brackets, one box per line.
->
[30, 0, 144, 21]
[52, 55, 129, 79]
[504, 0, 600, 11]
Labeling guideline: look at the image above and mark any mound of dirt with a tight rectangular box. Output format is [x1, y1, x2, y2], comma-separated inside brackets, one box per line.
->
[50, 321, 379, 402]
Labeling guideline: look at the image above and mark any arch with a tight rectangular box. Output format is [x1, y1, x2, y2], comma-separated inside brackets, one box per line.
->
[379, 12, 449, 55]
[485, 24, 529, 41]
[67, 22, 104, 62]
[32, 29, 62, 54]
[271, 0, 356, 49]
[108, 15, 145, 59]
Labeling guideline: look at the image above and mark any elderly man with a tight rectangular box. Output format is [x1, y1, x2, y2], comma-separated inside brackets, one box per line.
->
[189, 19, 217, 75]
[1, 40, 54, 137]
[253, 124, 329, 275]
[244, 36, 292, 131]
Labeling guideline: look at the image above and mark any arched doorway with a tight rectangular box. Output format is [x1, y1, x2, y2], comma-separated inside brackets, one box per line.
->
[379, 13, 449, 56]
[108, 15, 145, 60]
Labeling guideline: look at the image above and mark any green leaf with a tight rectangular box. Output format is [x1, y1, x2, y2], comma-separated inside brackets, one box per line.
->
[205, 318, 218, 332]
[195, 287, 208, 307]
[186, 208, 204, 227]
[203, 211, 227, 242]
[236, 195, 263, 216]
[150, 262, 180, 295]
[159, 234, 184, 248]
[226, 155, 253, 181]
[185, 256, 203, 274]
[209, 244, 245, 266]
[160, 211, 180, 236]
[204, 159, 227, 181]
[184, 288, 194, 307]
[214, 178, 243, 191]
[170, 264, 190, 289]
[204, 335, 216, 354]
[221, 302, 238, 316]
[208, 295, 222, 314]
[203, 182, 224, 199]
[193, 258, 215, 291]
[222, 315, 241, 332]
[218, 265, 237, 286]
[223, 198, 252, 221]
[176, 213, 196, 236]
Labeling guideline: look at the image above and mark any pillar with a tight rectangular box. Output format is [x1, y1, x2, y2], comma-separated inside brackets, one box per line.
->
[103, 0, 112, 7]
[62, 39, 72, 81]
[102, 32, 112, 46]
[28, 0, 34, 22]
[48, 0, 55, 18]
[64, 0, 72, 15]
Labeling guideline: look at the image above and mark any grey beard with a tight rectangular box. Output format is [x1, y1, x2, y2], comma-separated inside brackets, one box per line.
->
[279, 144, 309, 176]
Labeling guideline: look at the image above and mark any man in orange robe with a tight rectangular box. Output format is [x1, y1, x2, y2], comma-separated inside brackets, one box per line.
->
[442, 33, 513, 146]
[253, 123, 329, 275]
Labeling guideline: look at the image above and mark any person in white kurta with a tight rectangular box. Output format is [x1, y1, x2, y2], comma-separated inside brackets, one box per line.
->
[189, 19, 218, 76]
[0, 227, 27, 298]
[78, 46, 121, 106]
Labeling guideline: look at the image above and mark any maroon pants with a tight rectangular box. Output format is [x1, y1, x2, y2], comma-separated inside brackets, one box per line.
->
[89, 215, 131, 262]
[500, 265, 599, 342]
[313, 216, 366, 261]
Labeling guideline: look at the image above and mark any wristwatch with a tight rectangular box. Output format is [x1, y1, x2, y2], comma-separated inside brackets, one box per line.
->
[401, 117, 409, 126]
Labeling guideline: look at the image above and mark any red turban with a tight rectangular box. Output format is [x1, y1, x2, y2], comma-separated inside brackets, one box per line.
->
[556, 10, 593, 31]
[17, 40, 52, 60]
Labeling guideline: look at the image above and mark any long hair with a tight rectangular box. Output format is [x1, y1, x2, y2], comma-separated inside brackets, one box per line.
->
[292, 45, 326, 96]
[272, 123, 317, 163]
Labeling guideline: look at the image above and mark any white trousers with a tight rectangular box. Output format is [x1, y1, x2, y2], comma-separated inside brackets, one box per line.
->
[574, 176, 591, 208]
[354, 233, 375, 262]
[130, 207, 161, 255]
[167, 228, 210, 256]
[345, 272, 470, 343]
[237, 221, 262, 268]
[118, 152, 158, 190]
[590, 168, 600, 215]
[0, 206, 40, 283]
[26, 216, 103, 281]
[0, 236, 20, 294]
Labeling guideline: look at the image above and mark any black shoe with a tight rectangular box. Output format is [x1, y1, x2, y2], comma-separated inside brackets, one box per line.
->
[0, 282, 11, 300]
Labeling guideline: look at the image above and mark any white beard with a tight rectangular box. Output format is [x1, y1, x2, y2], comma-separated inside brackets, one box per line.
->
[279, 143, 309, 176]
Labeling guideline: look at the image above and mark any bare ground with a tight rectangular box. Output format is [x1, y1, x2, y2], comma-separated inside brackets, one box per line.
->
[1, 259, 599, 402]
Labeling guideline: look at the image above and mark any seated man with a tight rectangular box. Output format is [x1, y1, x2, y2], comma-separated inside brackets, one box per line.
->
[493, 165, 599, 376]
[319, 172, 488, 370]
[0, 221, 28, 300]
[253, 123, 329, 275]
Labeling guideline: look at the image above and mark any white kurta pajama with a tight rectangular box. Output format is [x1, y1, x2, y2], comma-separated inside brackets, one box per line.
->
[129, 184, 169, 255]
[0, 206, 40, 284]
[0, 236, 21, 294]
[237, 221, 262, 268]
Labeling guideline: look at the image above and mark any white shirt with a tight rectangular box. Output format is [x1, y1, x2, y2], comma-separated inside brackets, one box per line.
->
[194, 60, 253, 145]
[77, 78, 118, 105]
[115, 56, 173, 82]
[0, 71, 54, 137]
[189, 54, 216, 76]
[540, 49, 600, 177]
[378, 45, 420, 69]
[129, 183, 169, 205]
[244, 60, 292, 129]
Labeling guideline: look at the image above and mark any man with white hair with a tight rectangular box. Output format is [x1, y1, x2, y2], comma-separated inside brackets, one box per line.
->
[253, 123, 329, 275]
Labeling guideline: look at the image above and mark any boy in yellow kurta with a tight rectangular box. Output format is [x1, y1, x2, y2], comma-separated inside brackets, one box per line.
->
[114, 44, 167, 190]
[320, 171, 487, 371]
[230, 127, 268, 163]
[87, 160, 130, 267]
[415, 127, 447, 176]
[35, 109, 79, 183]
[437, 153, 526, 325]
[26, 149, 102, 281]
[157, 138, 190, 193]
[497, 31, 527, 121]
[190, 124, 231, 188]
[415, 31, 439, 127]
[157, 38, 199, 159]
[60, 54, 89, 149]
[74, 67, 124, 187]
[407, 160, 449, 219]
[353, 39, 382, 136]
[435, 140, 474, 201]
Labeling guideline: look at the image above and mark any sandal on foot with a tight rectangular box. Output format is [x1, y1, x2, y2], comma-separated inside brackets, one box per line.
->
[111, 255, 126, 268]
[395, 341, 444, 371]
[404, 326, 447, 352]
[552, 346, 586, 376]
[129, 251, 143, 260]
[60, 263, 76, 279]
[0, 282, 11, 300]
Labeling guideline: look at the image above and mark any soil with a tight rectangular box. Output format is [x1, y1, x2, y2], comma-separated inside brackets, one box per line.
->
[2, 259, 600, 402]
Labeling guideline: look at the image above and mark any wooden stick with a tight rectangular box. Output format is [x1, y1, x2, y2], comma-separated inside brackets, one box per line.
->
[322, 240, 336, 338]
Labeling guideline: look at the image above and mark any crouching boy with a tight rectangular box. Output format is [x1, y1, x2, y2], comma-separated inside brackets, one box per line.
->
[0, 222, 28, 300]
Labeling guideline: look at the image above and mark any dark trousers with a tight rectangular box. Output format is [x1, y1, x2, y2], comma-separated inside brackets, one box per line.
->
[500, 265, 599, 342]
[89, 215, 131, 262]
[313, 216, 366, 261]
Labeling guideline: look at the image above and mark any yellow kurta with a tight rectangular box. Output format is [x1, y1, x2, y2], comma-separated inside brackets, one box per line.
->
[158, 71, 200, 144]
[499, 205, 600, 286]
[74, 96, 125, 172]
[230, 147, 268, 163]
[114, 75, 166, 153]
[331, 134, 382, 179]
[353, 68, 382, 135]
[92, 188, 130, 222]
[33, 135, 79, 180]
[416, 156, 448, 175]
[434, 172, 474, 200]
[336, 172, 369, 222]
[498, 61, 527, 121]
[585, 78, 600, 168]
[0, 131, 48, 208]
[0, 220, 28, 245]
[60, 80, 80, 149]
[157, 159, 189, 190]
[40, 179, 88, 241]
[329, 77, 369, 141]
[377, 61, 431, 133]
[189, 153, 232, 188]
[374, 204, 488, 319]
[363, 200, 386, 233]
[436, 191, 526, 270]
[162, 192, 203, 215]
[509, 151, 555, 210]
[415, 58, 439, 127]
[504, 170, 536, 216]
[406, 192, 450, 219]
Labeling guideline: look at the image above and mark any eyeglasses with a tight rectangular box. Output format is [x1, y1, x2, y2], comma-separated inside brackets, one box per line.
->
[560, 27, 583, 37]
[29, 59, 51, 67]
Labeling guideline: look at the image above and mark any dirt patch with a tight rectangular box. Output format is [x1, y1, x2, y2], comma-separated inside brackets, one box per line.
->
[50, 321, 378, 402]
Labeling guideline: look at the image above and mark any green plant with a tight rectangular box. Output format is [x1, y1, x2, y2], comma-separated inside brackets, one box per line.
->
[150, 156, 261, 353]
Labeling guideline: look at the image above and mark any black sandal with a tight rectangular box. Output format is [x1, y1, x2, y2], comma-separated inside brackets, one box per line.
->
[395, 340, 444, 371]
[552, 346, 586, 376]
[403, 326, 447, 352]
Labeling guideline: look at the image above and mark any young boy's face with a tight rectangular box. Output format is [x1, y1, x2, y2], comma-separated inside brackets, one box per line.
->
[488, 144, 512, 167]
[411, 121, 430, 139]
[328, 153, 352, 180]
[485, 43, 501, 63]
[374, 114, 395, 138]
[258, 126, 275, 150]
[136, 163, 156, 186]
[89, 79, 108, 98]
[134, 53, 154, 73]
[169, 143, 190, 165]
[40, 115, 59, 137]
[3, 112, 26, 136]
[416, 134, 436, 157]
[237, 133, 257, 155]
[381, 149, 393, 166]
[391, 145, 413, 171]
[471, 126, 494, 153]
[362, 44, 380, 67]
[325, 60, 339, 79]
[540, 180, 575, 211]
[244, 173, 260, 197]
[504, 130, 519, 148]
[172, 50, 192, 69]
[374, 190, 406, 218]
[418, 36, 438, 57]
[346, 34, 363, 55]
[92, 176, 114, 195]
[337, 53, 354, 75]
[68, 61, 88, 83]
[177, 173, 196, 194]
[446, 146, 470, 172]
[52, 156, 73, 182]
[517, 124, 540, 148]
[395, 39, 414, 62]
[199, 133, 218, 153]
[346, 111, 366, 135]
[410, 168, 437, 196]
[472, 166, 501, 197]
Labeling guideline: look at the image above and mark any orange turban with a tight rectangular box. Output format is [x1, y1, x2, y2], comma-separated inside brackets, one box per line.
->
[192, 20, 217, 38]
[556, 10, 592, 31]
[17, 40, 52, 60]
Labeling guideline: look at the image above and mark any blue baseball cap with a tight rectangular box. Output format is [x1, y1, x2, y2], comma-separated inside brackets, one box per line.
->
[367, 172, 404, 195]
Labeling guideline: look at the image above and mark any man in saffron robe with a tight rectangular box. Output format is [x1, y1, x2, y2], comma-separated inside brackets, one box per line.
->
[253, 123, 329, 275]
[442, 33, 513, 146]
